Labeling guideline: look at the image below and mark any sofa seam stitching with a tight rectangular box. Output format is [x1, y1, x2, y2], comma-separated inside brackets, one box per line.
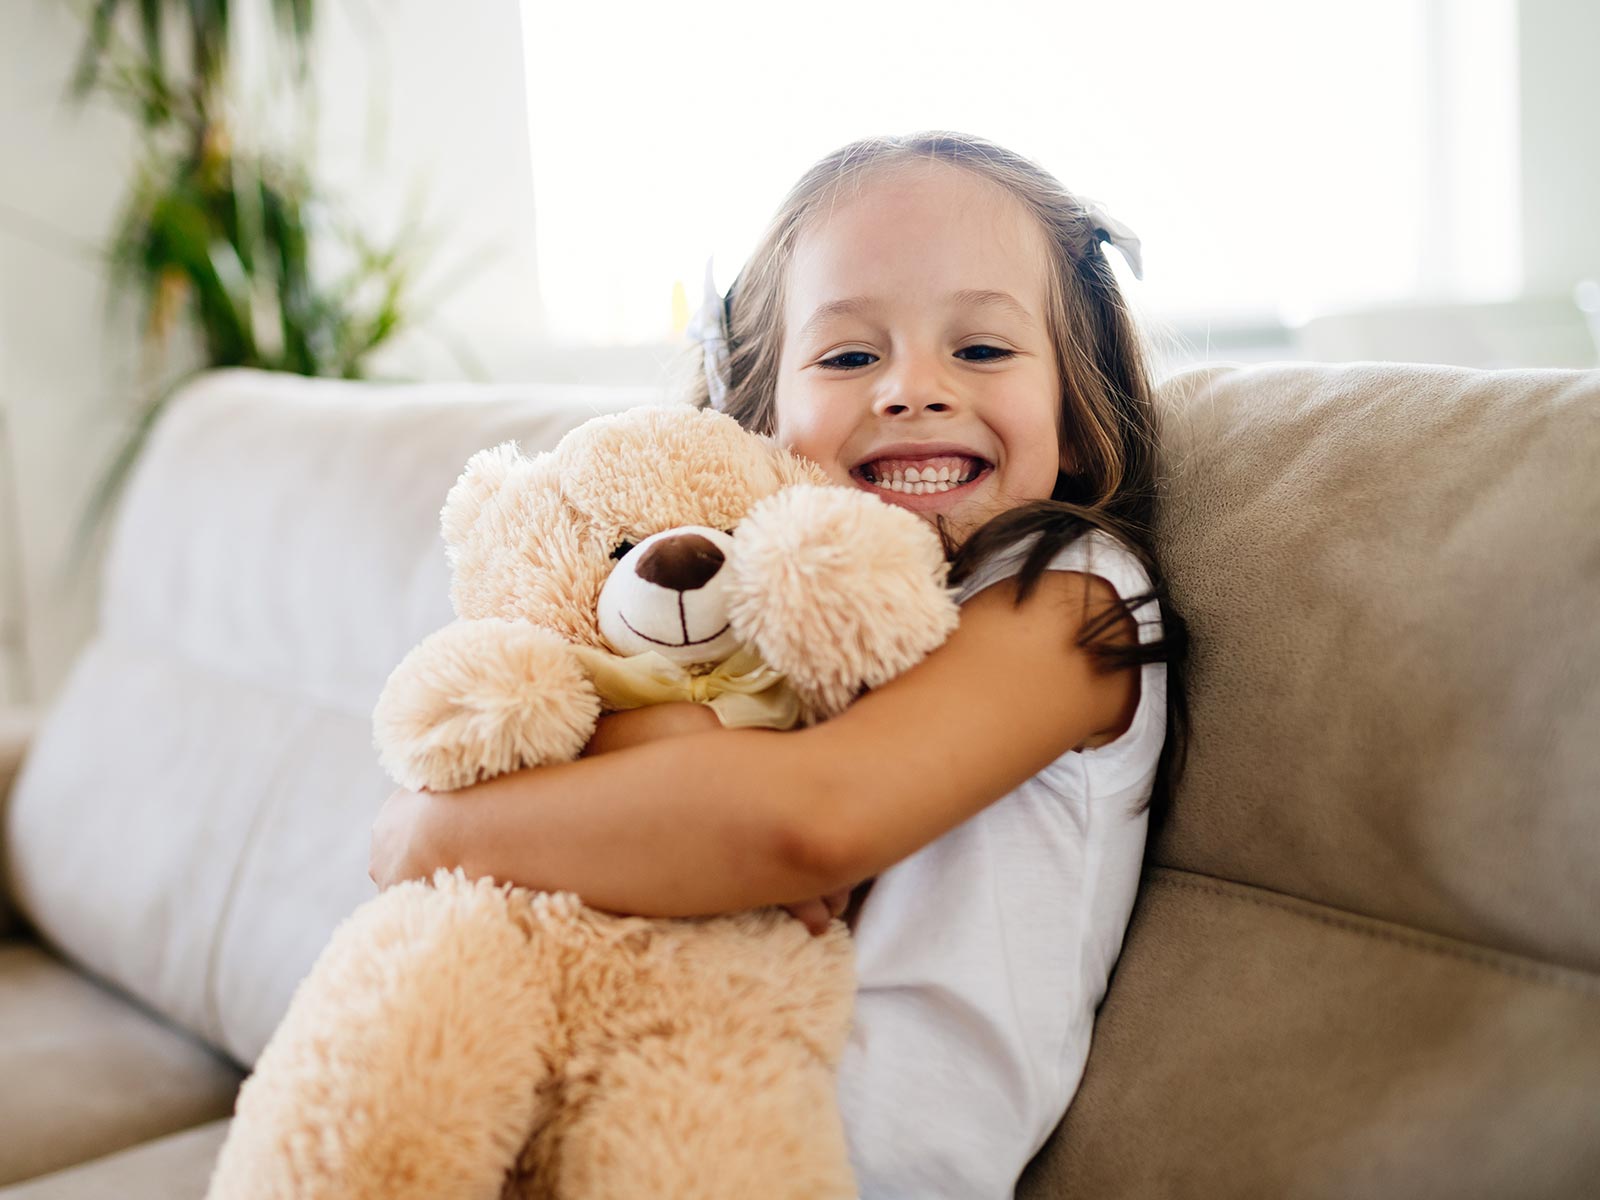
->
[1148, 868, 1600, 999]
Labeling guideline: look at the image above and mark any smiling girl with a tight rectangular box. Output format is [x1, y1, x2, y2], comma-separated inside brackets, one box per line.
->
[371, 131, 1189, 1198]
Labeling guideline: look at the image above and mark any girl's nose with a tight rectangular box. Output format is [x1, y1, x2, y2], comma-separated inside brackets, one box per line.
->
[872, 355, 956, 417]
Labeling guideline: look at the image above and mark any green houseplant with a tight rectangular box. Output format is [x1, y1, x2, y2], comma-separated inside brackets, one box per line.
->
[63, 0, 483, 561]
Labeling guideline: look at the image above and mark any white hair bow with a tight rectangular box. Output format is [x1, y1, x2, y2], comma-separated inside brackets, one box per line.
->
[1082, 198, 1144, 281]
[686, 259, 733, 411]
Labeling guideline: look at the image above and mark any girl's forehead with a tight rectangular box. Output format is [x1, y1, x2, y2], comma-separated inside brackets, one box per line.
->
[786, 162, 1051, 324]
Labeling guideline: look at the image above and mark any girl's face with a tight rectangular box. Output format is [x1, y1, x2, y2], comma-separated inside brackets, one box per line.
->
[773, 161, 1065, 546]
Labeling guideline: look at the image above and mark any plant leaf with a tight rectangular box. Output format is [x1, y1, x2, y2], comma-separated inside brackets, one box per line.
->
[67, 0, 125, 100]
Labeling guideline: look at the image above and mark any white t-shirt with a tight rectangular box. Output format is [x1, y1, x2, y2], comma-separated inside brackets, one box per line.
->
[836, 529, 1168, 1200]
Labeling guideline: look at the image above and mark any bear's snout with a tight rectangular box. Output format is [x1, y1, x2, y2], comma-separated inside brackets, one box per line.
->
[635, 533, 724, 592]
[597, 525, 742, 665]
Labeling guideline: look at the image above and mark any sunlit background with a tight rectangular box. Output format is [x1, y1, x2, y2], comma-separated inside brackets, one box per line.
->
[523, 0, 1522, 344]
[0, 0, 1597, 701]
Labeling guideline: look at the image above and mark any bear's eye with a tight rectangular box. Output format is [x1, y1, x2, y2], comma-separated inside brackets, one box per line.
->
[609, 539, 636, 561]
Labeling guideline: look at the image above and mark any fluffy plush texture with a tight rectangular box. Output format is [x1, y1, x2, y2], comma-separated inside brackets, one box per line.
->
[206, 405, 959, 1199]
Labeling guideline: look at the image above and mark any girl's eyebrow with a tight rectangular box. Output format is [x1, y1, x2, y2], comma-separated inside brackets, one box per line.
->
[950, 288, 1037, 328]
[798, 289, 1036, 341]
[798, 296, 878, 342]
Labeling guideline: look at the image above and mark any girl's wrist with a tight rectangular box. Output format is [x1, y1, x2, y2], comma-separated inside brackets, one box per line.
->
[372, 784, 469, 890]
[420, 786, 471, 879]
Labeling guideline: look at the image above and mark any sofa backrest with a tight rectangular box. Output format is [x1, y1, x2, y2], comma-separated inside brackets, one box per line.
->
[5, 362, 1597, 1196]
[1028, 362, 1600, 1198]
[1160, 361, 1597, 966]
[2, 368, 653, 1064]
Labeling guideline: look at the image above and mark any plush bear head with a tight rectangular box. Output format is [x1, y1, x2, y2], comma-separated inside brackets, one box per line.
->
[437, 404, 958, 725]
[443, 406, 817, 659]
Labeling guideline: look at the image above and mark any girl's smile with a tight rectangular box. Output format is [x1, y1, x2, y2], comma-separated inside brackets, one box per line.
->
[846, 443, 995, 513]
[772, 159, 1066, 544]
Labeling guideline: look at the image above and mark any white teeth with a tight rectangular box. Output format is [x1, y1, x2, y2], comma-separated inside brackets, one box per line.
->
[869, 477, 970, 494]
[864, 462, 985, 493]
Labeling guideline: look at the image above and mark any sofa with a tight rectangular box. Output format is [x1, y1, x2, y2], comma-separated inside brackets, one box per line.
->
[0, 361, 1595, 1198]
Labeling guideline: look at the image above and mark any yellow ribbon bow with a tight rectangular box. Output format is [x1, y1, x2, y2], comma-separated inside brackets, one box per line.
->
[570, 643, 801, 731]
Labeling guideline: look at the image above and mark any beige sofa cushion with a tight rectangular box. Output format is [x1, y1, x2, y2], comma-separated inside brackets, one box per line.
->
[0, 944, 239, 1186]
[1150, 362, 1599, 969]
[0, 1120, 230, 1199]
[1029, 868, 1600, 1199]
[1016, 361, 1600, 1197]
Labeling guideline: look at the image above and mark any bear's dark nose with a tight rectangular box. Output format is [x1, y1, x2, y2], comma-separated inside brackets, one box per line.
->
[634, 533, 725, 592]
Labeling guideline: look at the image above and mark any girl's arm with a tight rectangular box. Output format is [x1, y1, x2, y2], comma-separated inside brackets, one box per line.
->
[577, 701, 724, 757]
[370, 571, 1138, 914]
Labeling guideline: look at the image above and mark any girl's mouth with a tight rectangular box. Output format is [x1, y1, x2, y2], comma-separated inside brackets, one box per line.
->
[848, 454, 993, 506]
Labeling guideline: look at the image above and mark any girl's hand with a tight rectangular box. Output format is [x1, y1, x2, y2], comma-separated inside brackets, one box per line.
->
[782, 886, 855, 936]
[587, 705, 853, 934]
[369, 785, 449, 891]
[369, 703, 724, 890]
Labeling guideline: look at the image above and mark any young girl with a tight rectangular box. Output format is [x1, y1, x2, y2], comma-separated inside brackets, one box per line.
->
[370, 131, 1189, 1199]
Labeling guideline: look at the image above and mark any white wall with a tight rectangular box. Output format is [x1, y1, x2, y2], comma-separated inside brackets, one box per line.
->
[291, 0, 544, 382]
[0, 0, 545, 705]
[1519, 0, 1600, 293]
[0, 1, 148, 707]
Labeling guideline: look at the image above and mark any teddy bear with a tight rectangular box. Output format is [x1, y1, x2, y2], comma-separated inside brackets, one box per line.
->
[204, 404, 959, 1200]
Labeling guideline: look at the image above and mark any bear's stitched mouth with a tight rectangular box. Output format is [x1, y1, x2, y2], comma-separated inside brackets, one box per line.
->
[618, 610, 732, 650]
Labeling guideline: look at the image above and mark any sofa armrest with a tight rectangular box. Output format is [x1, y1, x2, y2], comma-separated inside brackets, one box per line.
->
[0, 705, 35, 940]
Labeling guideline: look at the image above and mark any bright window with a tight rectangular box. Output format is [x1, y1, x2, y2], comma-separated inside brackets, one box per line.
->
[519, 0, 1518, 344]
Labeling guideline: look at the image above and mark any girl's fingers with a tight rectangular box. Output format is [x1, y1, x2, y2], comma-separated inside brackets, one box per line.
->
[781, 899, 832, 935]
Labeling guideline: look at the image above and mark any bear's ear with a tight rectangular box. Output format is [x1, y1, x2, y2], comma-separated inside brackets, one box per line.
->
[441, 443, 600, 634]
[440, 441, 550, 561]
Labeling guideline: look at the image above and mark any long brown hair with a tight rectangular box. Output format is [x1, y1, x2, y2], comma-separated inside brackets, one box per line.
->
[686, 131, 1189, 837]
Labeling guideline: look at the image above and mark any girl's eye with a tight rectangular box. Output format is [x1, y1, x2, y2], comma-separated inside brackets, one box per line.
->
[956, 344, 1014, 363]
[819, 346, 1015, 370]
[819, 350, 876, 371]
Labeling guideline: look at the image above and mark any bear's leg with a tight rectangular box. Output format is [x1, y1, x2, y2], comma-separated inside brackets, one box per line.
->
[207, 871, 566, 1200]
[549, 1022, 856, 1200]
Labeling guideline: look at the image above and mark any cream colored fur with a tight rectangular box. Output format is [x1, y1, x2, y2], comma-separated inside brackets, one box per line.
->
[206, 406, 959, 1198]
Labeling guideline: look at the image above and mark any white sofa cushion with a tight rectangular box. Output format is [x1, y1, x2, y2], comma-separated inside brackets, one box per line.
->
[3, 369, 654, 1065]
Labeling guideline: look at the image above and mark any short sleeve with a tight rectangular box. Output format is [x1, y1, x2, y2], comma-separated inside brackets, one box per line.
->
[956, 529, 1162, 643]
